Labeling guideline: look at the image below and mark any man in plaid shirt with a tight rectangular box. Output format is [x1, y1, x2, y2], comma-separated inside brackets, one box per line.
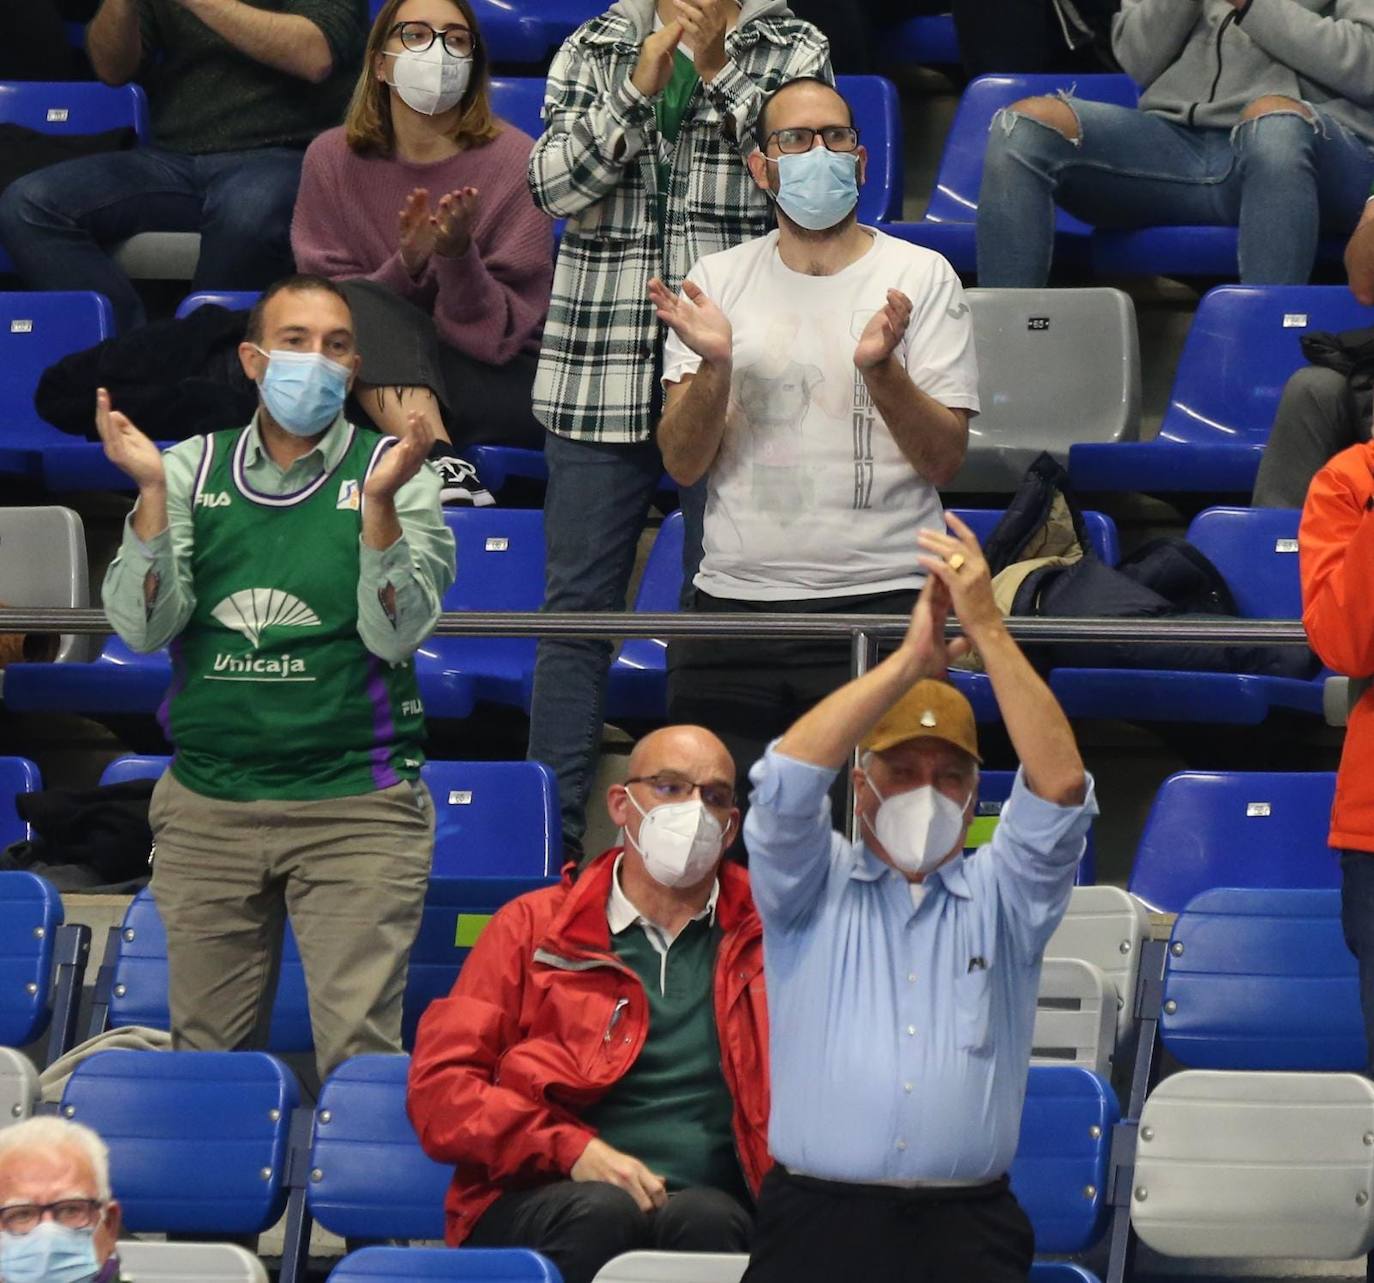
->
[526, 0, 832, 855]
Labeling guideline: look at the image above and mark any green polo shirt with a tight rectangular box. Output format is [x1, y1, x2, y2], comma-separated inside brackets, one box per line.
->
[583, 864, 748, 1201]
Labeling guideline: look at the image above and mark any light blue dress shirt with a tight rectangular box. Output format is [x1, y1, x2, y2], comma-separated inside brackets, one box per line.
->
[744, 744, 1097, 1185]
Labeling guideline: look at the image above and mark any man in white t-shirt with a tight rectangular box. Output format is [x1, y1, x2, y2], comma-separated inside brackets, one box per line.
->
[651, 75, 979, 819]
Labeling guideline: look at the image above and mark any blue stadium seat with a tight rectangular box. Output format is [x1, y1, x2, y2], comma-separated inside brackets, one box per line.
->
[1128, 770, 1339, 914]
[1093, 219, 1347, 283]
[418, 508, 545, 716]
[1070, 286, 1374, 492]
[881, 13, 960, 67]
[306, 1053, 448, 1241]
[402, 875, 560, 1047]
[0, 82, 151, 276]
[976, 770, 1096, 886]
[329, 1247, 563, 1283]
[882, 74, 1139, 273]
[0, 757, 42, 848]
[60, 1049, 300, 1234]
[604, 511, 683, 722]
[1011, 1066, 1119, 1254]
[173, 290, 259, 319]
[1049, 505, 1323, 725]
[3, 634, 172, 717]
[490, 76, 546, 141]
[420, 760, 559, 879]
[1159, 887, 1364, 1071]
[98, 754, 170, 786]
[87, 888, 314, 1052]
[0, 291, 114, 479]
[0, 871, 63, 1048]
[1029, 1268, 1101, 1283]
[843, 76, 904, 226]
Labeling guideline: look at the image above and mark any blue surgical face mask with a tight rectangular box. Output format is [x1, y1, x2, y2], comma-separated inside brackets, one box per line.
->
[253, 346, 350, 438]
[0, 1220, 101, 1283]
[767, 146, 860, 232]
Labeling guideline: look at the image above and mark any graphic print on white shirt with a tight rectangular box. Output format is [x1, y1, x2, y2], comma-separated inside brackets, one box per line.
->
[663, 227, 980, 601]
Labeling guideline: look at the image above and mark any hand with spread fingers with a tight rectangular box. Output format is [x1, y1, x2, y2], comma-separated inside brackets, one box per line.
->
[364, 410, 437, 502]
[398, 187, 437, 277]
[432, 186, 479, 259]
[649, 276, 733, 365]
[95, 387, 165, 491]
[854, 289, 913, 371]
[915, 511, 1001, 644]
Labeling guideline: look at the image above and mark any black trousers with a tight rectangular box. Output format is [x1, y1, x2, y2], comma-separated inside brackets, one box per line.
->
[741, 1168, 1034, 1283]
[466, 1180, 753, 1283]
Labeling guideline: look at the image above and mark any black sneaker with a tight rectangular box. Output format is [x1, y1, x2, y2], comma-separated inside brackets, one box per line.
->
[432, 454, 495, 507]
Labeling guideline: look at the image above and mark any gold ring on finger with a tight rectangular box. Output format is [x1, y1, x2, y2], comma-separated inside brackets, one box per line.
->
[947, 553, 967, 572]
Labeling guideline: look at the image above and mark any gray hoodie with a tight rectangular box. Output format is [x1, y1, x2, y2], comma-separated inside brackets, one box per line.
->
[1114, 0, 1374, 143]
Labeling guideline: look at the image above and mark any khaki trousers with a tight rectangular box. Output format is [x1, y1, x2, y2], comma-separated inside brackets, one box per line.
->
[149, 771, 433, 1078]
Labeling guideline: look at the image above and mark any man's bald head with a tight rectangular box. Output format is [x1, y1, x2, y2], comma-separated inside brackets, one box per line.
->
[626, 724, 735, 784]
[753, 76, 854, 148]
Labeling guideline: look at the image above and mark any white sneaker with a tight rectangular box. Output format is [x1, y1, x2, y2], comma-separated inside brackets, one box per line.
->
[432, 454, 495, 507]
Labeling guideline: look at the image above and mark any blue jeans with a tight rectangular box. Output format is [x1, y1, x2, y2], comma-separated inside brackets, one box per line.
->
[0, 145, 303, 331]
[527, 431, 705, 850]
[976, 97, 1374, 285]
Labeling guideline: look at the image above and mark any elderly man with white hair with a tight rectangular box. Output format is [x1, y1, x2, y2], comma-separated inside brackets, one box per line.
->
[0, 1116, 123, 1283]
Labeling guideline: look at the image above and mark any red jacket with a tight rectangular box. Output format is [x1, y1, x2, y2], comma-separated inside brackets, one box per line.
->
[1302, 442, 1374, 851]
[406, 850, 771, 1245]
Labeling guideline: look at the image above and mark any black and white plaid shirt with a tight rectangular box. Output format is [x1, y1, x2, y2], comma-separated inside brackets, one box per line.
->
[528, 0, 832, 444]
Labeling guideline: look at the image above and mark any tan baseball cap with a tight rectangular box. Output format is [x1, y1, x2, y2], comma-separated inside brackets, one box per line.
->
[860, 678, 981, 763]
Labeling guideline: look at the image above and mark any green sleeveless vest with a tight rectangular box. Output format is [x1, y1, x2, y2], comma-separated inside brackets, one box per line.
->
[164, 422, 426, 802]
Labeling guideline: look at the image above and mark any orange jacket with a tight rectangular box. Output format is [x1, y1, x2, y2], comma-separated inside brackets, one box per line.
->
[1301, 441, 1374, 851]
[406, 850, 771, 1245]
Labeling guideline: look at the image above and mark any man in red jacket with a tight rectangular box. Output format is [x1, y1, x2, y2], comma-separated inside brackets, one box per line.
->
[1302, 441, 1374, 1068]
[408, 724, 769, 1283]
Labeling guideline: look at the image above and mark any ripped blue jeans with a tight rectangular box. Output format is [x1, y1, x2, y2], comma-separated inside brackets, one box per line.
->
[975, 96, 1374, 285]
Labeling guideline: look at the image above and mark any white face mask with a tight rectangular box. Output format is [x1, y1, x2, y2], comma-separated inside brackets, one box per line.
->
[383, 44, 471, 116]
[624, 791, 725, 889]
[863, 774, 971, 878]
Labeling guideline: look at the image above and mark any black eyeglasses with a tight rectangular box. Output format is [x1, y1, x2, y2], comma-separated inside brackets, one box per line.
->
[763, 125, 860, 155]
[625, 774, 736, 811]
[389, 20, 476, 57]
[0, 1199, 104, 1236]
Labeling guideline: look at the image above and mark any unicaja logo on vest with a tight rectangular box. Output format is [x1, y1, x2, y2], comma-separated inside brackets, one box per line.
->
[210, 588, 322, 648]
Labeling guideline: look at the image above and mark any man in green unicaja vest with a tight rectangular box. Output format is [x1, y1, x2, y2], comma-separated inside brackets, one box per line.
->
[97, 273, 456, 1079]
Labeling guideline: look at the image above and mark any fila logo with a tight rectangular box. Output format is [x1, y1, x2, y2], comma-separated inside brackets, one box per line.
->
[196, 491, 231, 508]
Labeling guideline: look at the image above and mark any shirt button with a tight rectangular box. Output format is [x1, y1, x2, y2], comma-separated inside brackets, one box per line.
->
[903, 1082, 913, 1093]
[907, 973, 917, 983]
[906, 1025, 916, 1036]
[896, 1139, 907, 1151]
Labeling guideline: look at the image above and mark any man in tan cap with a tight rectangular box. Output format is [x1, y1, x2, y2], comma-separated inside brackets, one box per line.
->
[740, 511, 1094, 1283]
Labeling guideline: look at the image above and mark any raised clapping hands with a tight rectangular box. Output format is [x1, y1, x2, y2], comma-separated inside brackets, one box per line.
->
[95, 387, 165, 491]
[570, 1137, 668, 1213]
[398, 186, 479, 276]
[364, 410, 437, 502]
[674, 0, 731, 79]
[915, 511, 1002, 644]
[648, 277, 733, 365]
[631, 19, 684, 97]
[854, 289, 913, 371]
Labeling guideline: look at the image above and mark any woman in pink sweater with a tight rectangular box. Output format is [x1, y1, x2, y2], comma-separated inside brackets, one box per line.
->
[292, 0, 553, 501]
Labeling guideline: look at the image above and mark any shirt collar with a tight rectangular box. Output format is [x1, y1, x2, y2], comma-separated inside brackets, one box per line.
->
[606, 852, 720, 935]
[243, 410, 351, 473]
[850, 840, 975, 900]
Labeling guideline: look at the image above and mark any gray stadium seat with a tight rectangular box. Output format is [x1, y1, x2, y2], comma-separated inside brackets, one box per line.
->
[112, 233, 202, 282]
[1046, 885, 1151, 1046]
[0, 1047, 38, 1125]
[1033, 958, 1116, 1077]
[116, 1241, 268, 1283]
[1131, 1069, 1374, 1260]
[954, 289, 1141, 492]
[593, 1255, 745, 1283]
[0, 506, 97, 662]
